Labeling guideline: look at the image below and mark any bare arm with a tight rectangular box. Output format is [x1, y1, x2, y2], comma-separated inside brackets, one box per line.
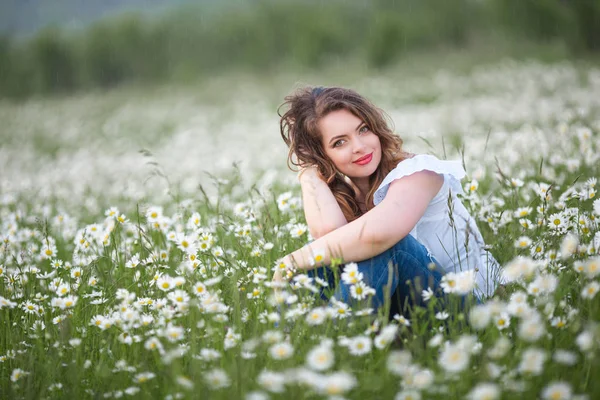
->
[283, 170, 443, 271]
[299, 167, 348, 239]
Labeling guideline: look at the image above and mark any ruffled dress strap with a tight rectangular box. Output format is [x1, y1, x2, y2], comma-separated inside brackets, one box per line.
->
[374, 154, 466, 205]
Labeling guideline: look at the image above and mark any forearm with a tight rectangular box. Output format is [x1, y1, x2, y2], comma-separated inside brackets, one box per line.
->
[281, 170, 443, 275]
[285, 211, 392, 271]
[299, 170, 348, 238]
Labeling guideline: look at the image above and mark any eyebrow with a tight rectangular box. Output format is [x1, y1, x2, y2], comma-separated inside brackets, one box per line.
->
[328, 122, 364, 145]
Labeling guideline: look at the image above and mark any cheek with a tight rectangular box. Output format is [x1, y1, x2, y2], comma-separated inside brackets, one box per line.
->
[369, 136, 382, 154]
[334, 151, 352, 166]
[374, 136, 382, 148]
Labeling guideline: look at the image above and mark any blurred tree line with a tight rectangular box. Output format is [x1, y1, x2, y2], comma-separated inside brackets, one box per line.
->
[0, 0, 598, 99]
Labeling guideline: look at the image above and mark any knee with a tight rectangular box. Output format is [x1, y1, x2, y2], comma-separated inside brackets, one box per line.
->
[391, 235, 428, 259]
[390, 235, 444, 275]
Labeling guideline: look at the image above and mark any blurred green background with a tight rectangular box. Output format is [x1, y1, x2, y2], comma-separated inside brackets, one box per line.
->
[1, 0, 599, 100]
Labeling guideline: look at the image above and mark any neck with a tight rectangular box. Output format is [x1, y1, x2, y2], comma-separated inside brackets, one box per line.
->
[350, 176, 371, 199]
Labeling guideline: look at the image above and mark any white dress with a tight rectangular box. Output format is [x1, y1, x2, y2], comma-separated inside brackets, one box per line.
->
[373, 154, 502, 298]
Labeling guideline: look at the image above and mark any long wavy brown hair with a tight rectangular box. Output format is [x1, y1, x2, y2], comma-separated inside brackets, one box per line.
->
[278, 86, 411, 222]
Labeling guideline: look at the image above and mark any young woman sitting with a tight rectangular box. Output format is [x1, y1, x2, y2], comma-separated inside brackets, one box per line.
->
[273, 86, 502, 313]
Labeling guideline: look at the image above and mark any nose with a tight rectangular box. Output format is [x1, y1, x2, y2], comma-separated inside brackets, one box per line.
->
[352, 137, 368, 153]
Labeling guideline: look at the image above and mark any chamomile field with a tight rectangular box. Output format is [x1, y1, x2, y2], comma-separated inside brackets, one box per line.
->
[1, 59, 600, 399]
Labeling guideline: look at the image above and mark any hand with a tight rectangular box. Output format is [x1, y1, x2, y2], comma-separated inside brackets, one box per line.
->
[272, 268, 285, 285]
[272, 256, 294, 287]
[297, 165, 322, 182]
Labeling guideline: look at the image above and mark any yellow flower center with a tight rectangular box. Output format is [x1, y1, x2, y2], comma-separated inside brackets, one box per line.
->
[550, 392, 562, 400]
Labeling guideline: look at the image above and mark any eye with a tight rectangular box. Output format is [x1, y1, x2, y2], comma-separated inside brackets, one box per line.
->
[359, 125, 369, 134]
[333, 139, 345, 148]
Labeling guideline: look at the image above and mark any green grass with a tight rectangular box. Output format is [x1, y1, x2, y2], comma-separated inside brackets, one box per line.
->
[1, 59, 600, 399]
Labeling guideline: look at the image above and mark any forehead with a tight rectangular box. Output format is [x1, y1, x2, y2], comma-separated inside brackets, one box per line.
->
[317, 109, 362, 141]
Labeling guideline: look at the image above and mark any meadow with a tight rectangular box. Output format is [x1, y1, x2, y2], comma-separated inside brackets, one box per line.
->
[1, 58, 600, 399]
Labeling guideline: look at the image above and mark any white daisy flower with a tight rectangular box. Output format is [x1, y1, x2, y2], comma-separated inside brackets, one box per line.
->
[439, 342, 469, 373]
[204, 368, 230, 389]
[269, 342, 294, 360]
[518, 348, 546, 375]
[134, 372, 156, 384]
[374, 325, 399, 349]
[514, 236, 532, 249]
[289, 223, 308, 238]
[560, 234, 579, 259]
[387, 350, 412, 376]
[10, 368, 28, 382]
[584, 257, 600, 279]
[309, 248, 326, 266]
[553, 350, 578, 366]
[494, 313, 510, 330]
[469, 305, 491, 330]
[306, 307, 327, 326]
[502, 256, 539, 282]
[514, 207, 533, 218]
[435, 311, 449, 321]
[314, 371, 357, 396]
[421, 287, 434, 301]
[593, 198, 600, 216]
[164, 324, 185, 343]
[348, 336, 372, 356]
[306, 344, 335, 371]
[394, 314, 411, 327]
[548, 212, 567, 231]
[350, 281, 373, 300]
[541, 381, 572, 400]
[581, 281, 599, 299]
[257, 370, 286, 393]
[467, 383, 500, 400]
[156, 275, 174, 291]
[518, 316, 546, 342]
[395, 390, 421, 400]
[341, 262, 363, 285]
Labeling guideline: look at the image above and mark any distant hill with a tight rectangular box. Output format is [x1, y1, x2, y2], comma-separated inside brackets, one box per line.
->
[0, 0, 206, 37]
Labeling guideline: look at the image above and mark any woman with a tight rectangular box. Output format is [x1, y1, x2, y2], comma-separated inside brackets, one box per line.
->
[273, 86, 501, 312]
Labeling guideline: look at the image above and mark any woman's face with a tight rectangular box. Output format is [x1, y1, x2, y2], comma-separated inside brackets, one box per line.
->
[318, 108, 382, 180]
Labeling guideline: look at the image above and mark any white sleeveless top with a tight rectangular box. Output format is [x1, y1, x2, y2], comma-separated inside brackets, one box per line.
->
[373, 154, 502, 298]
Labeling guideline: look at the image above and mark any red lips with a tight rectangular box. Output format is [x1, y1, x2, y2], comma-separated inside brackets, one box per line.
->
[353, 153, 373, 165]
